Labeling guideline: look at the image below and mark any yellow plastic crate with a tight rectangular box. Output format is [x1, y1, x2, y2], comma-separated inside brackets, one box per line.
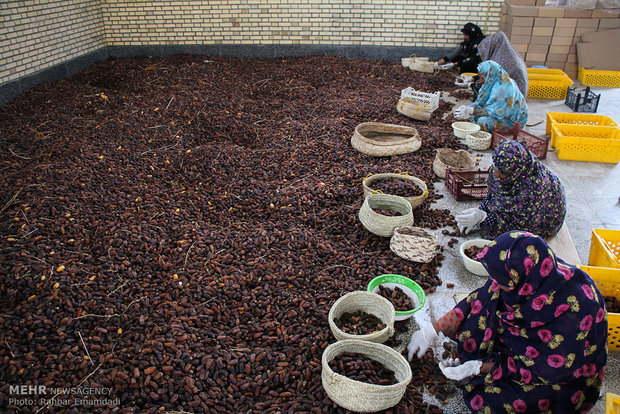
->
[607, 392, 620, 414]
[545, 112, 618, 144]
[527, 68, 574, 99]
[590, 229, 620, 269]
[551, 124, 620, 163]
[579, 67, 620, 88]
[578, 265, 620, 351]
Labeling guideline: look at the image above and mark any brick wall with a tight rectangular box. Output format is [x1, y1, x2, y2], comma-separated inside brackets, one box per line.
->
[100, 1, 503, 47]
[1, 0, 504, 86]
[0, 0, 105, 84]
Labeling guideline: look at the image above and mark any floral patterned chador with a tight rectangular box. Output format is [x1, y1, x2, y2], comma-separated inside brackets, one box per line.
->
[451, 231, 607, 413]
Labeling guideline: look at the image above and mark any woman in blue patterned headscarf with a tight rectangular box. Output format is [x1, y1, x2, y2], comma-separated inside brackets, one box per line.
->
[456, 140, 566, 239]
[407, 231, 608, 413]
[454, 60, 528, 131]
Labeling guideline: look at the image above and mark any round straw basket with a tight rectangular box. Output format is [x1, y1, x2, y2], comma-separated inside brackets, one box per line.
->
[396, 99, 432, 121]
[465, 130, 492, 151]
[362, 173, 428, 209]
[322, 339, 412, 412]
[390, 226, 439, 263]
[351, 122, 421, 157]
[328, 291, 395, 343]
[432, 148, 476, 179]
[359, 194, 413, 238]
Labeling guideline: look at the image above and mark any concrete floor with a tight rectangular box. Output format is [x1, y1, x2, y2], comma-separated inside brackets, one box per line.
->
[414, 80, 620, 413]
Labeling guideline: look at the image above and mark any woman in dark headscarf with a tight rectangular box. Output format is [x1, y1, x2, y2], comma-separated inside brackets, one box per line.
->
[437, 22, 485, 74]
[478, 31, 529, 97]
[408, 231, 608, 413]
[455, 140, 566, 239]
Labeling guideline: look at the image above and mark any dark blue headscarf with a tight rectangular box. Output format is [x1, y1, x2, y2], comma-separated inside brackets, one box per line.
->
[453, 231, 607, 385]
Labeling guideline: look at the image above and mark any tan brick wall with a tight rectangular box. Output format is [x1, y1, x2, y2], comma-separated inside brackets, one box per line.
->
[1, 0, 504, 85]
[0, 0, 105, 84]
[100, 1, 504, 47]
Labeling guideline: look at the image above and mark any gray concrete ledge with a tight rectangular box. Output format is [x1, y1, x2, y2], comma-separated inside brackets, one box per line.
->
[0, 44, 450, 106]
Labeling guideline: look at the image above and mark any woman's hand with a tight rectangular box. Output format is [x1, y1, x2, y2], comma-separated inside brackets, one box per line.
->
[407, 324, 438, 361]
[439, 358, 483, 380]
[454, 105, 474, 120]
[456, 208, 487, 234]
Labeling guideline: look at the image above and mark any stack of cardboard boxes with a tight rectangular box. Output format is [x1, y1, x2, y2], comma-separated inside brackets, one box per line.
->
[500, 0, 620, 79]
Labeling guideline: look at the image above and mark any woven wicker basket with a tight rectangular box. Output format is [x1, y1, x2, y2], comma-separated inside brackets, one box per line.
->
[432, 148, 476, 179]
[390, 226, 439, 263]
[322, 339, 412, 412]
[359, 194, 414, 237]
[465, 130, 492, 151]
[328, 291, 395, 343]
[362, 173, 428, 209]
[351, 122, 421, 157]
[396, 99, 432, 121]
[410, 57, 435, 73]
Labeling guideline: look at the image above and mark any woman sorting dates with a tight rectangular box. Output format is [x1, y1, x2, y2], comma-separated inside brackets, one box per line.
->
[408, 231, 608, 413]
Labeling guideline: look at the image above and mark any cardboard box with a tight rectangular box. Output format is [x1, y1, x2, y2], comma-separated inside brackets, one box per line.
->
[509, 5, 540, 17]
[555, 18, 578, 28]
[581, 27, 620, 43]
[510, 34, 533, 44]
[538, 7, 565, 18]
[513, 43, 530, 53]
[507, 0, 537, 5]
[536, 0, 547, 4]
[549, 44, 571, 54]
[567, 53, 578, 63]
[577, 39, 620, 71]
[511, 26, 534, 36]
[551, 36, 574, 46]
[564, 9, 593, 18]
[507, 16, 535, 27]
[592, 9, 620, 18]
[599, 19, 620, 29]
[577, 18, 600, 29]
[530, 35, 553, 44]
[533, 26, 554, 36]
[528, 43, 550, 53]
[554, 26, 576, 37]
[527, 52, 548, 61]
[547, 52, 568, 62]
[534, 17, 556, 27]
[545, 61, 566, 69]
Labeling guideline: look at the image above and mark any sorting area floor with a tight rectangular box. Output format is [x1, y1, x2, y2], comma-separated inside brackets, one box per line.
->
[423, 81, 620, 413]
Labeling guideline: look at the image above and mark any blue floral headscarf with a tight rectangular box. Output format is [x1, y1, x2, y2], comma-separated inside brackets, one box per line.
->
[472, 61, 528, 130]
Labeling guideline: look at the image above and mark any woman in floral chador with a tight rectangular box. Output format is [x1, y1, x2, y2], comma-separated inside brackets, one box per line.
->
[456, 140, 566, 239]
[408, 231, 608, 413]
[454, 60, 528, 132]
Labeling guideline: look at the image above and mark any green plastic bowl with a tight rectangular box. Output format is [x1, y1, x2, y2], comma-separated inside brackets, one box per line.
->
[366, 274, 426, 321]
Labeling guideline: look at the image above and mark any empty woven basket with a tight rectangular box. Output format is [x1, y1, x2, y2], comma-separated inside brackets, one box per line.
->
[359, 194, 413, 237]
[390, 226, 439, 263]
[362, 173, 428, 209]
[432, 148, 476, 179]
[322, 339, 412, 412]
[351, 122, 421, 157]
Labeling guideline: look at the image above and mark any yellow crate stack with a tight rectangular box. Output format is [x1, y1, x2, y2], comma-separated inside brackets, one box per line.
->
[550, 124, 620, 163]
[545, 112, 618, 141]
[590, 229, 620, 269]
[527, 68, 574, 99]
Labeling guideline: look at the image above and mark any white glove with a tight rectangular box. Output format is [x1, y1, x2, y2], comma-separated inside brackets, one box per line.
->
[456, 208, 487, 235]
[438, 62, 455, 70]
[439, 359, 483, 381]
[455, 75, 474, 87]
[433, 62, 439, 68]
[454, 105, 474, 120]
[407, 324, 438, 361]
